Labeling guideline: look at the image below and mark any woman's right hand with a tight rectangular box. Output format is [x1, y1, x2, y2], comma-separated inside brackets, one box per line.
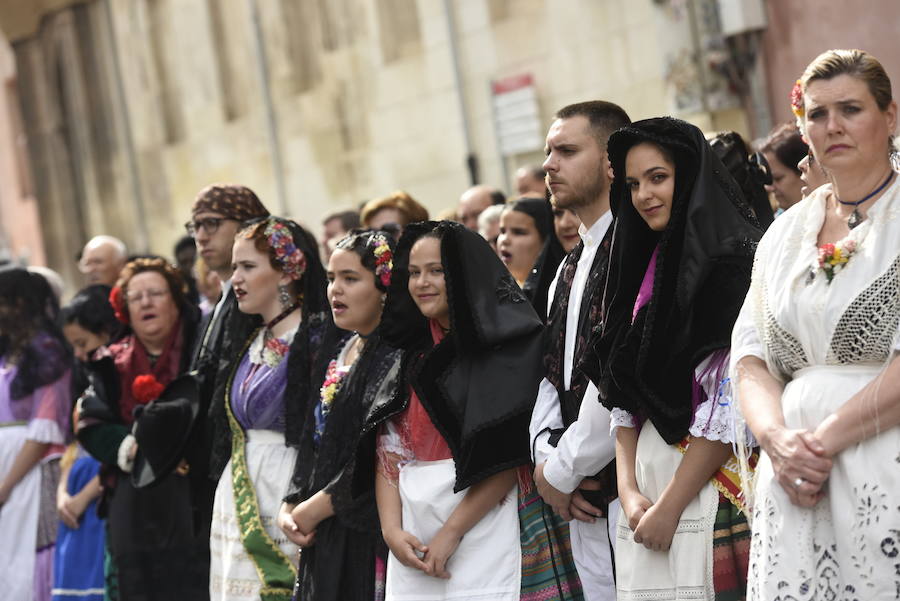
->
[383, 527, 429, 573]
[762, 425, 831, 507]
[619, 487, 653, 531]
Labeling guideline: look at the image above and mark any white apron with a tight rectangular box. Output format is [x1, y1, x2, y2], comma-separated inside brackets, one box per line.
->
[209, 429, 299, 601]
[0, 424, 41, 601]
[386, 459, 520, 601]
[615, 422, 720, 601]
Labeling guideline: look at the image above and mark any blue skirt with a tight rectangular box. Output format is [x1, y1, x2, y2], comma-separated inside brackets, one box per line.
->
[52, 456, 105, 601]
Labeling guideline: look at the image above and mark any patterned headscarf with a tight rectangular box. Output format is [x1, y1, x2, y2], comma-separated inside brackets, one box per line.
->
[191, 184, 270, 221]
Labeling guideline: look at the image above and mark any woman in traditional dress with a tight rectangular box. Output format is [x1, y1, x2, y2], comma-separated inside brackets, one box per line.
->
[591, 117, 761, 599]
[54, 286, 123, 601]
[732, 48, 900, 599]
[75, 258, 204, 601]
[0, 267, 71, 601]
[499, 196, 566, 322]
[374, 220, 544, 601]
[208, 217, 329, 601]
[277, 229, 398, 601]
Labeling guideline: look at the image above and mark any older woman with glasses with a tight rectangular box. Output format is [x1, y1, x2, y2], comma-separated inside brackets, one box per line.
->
[76, 257, 206, 601]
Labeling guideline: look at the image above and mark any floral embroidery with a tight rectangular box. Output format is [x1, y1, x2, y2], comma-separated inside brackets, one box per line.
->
[496, 273, 526, 304]
[314, 359, 346, 445]
[812, 238, 857, 283]
[370, 232, 393, 288]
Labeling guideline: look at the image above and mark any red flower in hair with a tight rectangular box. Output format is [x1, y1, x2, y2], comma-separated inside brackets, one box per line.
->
[109, 286, 129, 324]
[132, 374, 164, 405]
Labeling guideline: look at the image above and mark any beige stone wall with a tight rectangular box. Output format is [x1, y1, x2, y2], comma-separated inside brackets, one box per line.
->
[1, 0, 750, 287]
[0, 30, 45, 267]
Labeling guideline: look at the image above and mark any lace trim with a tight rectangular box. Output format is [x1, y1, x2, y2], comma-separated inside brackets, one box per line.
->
[827, 254, 900, 365]
[25, 418, 65, 445]
[609, 407, 637, 436]
[761, 281, 810, 377]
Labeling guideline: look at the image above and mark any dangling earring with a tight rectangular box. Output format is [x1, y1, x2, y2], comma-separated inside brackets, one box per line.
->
[278, 284, 292, 309]
[380, 294, 387, 306]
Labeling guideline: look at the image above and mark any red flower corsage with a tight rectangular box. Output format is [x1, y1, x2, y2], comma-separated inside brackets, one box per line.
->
[109, 286, 129, 324]
[132, 374, 165, 404]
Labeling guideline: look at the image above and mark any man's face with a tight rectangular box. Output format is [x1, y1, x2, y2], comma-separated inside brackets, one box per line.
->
[79, 242, 124, 286]
[192, 211, 241, 274]
[457, 189, 492, 230]
[542, 116, 607, 210]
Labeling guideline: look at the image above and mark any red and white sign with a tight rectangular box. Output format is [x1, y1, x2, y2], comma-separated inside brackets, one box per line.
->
[492, 73, 542, 156]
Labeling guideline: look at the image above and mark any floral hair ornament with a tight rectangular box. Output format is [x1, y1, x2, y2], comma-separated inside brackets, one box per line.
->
[264, 218, 307, 281]
[790, 79, 808, 141]
[369, 232, 394, 288]
[109, 286, 129, 324]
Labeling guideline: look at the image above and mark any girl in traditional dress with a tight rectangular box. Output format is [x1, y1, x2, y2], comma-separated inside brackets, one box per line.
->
[209, 217, 329, 601]
[591, 117, 761, 600]
[0, 267, 70, 601]
[732, 48, 900, 599]
[277, 229, 398, 601]
[54, 286, 123, 601]
[374, 221, 545, 601]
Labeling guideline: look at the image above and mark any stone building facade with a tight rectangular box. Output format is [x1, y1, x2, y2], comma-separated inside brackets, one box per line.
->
[0, 0, 769, 285]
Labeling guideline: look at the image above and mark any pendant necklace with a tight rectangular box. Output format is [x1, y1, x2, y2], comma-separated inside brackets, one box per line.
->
[836, 170, 895, 229]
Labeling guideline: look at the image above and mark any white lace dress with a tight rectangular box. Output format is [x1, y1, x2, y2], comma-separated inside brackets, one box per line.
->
[731, 181, 900, 600]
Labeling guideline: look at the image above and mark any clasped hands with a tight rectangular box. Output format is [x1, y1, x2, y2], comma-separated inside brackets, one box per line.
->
[533, 462, 605, 523]
[382, 523, 461, 580]
[277, 501, 319, 549]
[763, 425, 833, 508]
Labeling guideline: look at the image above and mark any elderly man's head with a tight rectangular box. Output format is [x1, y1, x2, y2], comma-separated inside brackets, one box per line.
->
[457, 185, 505, 230]
[79, 235, 127, 286]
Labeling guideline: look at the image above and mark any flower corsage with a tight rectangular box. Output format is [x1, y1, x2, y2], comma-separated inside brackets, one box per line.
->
[314, 359, 345, 444]
[812, 238, 857, 284]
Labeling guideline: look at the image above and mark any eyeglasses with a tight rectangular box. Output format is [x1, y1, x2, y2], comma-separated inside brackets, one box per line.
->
[125, 289, 169, 304]
[184, 217, 236, 237]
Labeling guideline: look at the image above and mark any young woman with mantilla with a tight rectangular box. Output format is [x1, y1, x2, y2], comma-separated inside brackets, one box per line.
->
[375, 221, 544, 600]
[276, 229, 399, 601]
[589, 117, 761, 599]
[208, 217, 329, 601]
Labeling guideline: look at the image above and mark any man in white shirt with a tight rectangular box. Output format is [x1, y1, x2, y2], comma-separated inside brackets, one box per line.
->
[531, 101, 630, 600]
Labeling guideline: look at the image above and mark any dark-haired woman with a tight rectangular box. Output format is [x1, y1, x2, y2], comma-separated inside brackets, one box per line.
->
[0, 267, 71, 601]
[277, 229, 398, 601]
[375, 221, 544, 600]
[499, 196, 567, 322]
[75, 258, 204, 601]
[209, 217, 330, 601]
[592, 118, 760, 599]
[55, 285, 124, 601]
[761, 123, 807, 212]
